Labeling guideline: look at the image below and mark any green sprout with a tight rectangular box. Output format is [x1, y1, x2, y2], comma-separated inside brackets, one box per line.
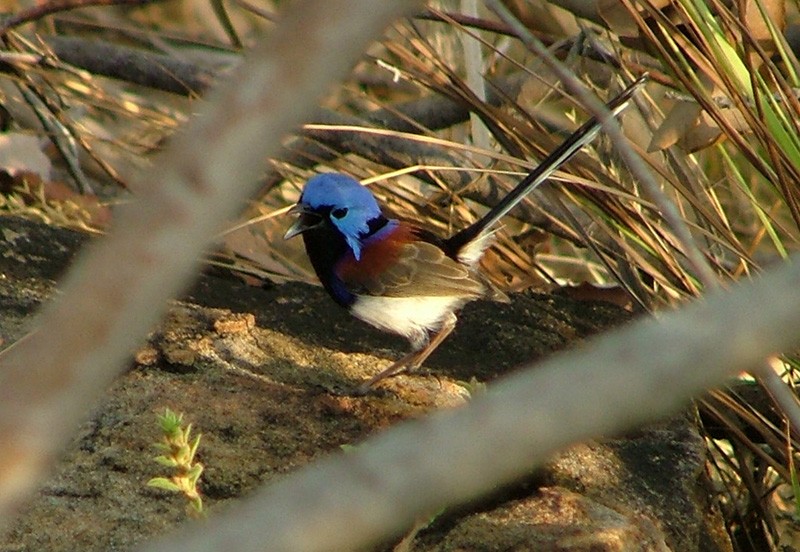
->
[147, 408, 205, 518]
[456, 376, 487, 398]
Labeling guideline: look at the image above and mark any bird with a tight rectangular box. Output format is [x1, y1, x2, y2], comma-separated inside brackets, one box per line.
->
[285, 76, 645, 392]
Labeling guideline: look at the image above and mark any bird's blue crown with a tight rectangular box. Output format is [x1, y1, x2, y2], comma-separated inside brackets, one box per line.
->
[299, 173, 384, 260]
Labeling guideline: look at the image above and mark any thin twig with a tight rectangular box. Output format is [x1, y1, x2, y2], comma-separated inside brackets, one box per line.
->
[13, 78, 94, 194]
[415, 8, 518, 36]
[0, 0, 161, 36]
[209, 0, 243, 50]
[762, 358, 800, 439]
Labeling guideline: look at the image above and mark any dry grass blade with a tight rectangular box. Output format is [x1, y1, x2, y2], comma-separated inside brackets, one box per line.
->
[603, 0, 800, 544]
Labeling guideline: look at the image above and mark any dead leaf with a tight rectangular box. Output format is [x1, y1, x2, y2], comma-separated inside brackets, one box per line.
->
[0, 133, 51, 179]
[649, 100, 704, 152]
[1, 171, 111, 230]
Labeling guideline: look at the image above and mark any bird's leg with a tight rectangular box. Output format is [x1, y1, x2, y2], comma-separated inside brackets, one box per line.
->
[357, 313, 457, 393]
[356, 349, 423, 393]
[406, 312, 457, 371]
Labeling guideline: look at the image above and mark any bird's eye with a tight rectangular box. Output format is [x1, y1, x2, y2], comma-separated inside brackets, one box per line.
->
[331, 208, 348, 219]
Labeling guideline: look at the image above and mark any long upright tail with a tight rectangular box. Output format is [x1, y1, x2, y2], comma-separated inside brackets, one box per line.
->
[445, 74, 647, 253]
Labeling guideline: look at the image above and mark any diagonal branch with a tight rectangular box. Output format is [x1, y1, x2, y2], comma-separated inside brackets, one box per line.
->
[0, 0, 422, 531]
[138, 253, 800, 552]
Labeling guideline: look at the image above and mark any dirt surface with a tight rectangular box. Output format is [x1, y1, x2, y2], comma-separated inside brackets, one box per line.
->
[0, 215, 731, 551]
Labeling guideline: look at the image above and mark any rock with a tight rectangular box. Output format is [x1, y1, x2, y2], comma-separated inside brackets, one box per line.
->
[432, 487, 671, 552]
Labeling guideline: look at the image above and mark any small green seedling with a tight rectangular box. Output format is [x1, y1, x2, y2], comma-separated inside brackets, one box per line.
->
[457, 376, 487, 398]
[147, 408, 205, 518]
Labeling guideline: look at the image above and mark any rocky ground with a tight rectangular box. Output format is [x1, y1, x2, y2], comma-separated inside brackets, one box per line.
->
[0, 215, 732, 551]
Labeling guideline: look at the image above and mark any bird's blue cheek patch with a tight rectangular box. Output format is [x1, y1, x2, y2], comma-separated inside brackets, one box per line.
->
[334, 215, 373, 261]
[346, 236, 363, 261]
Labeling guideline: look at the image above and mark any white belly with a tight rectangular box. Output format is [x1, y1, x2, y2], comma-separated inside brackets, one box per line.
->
[350, 294, 468, 349]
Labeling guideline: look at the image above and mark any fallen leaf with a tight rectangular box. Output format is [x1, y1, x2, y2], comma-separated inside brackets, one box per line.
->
[0, 133, 51, 179]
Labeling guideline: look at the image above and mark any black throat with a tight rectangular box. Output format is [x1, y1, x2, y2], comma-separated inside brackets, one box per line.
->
[300, 212, 390, 307]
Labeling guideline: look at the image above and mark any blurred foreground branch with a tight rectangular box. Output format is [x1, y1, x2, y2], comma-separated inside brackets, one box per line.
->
[139, 256, 800, 552]
[0, 0, 421, 531]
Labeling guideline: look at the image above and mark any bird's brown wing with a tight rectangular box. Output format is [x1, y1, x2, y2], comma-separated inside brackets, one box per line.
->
[336, 227, 485, 298]
[367, 240, 485, 297]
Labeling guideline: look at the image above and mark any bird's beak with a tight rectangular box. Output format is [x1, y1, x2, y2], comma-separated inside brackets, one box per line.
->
[284, 205, 322, 240]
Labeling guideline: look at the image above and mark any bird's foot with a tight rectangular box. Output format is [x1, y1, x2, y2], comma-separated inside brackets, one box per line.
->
[354, 350, 418, 395]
